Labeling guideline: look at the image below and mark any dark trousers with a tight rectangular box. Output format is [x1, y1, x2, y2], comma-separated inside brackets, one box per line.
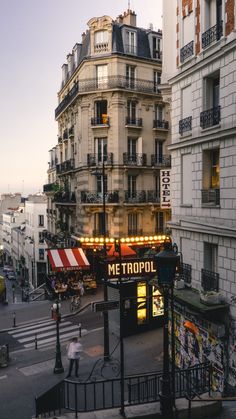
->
[68, 358, 79, 377]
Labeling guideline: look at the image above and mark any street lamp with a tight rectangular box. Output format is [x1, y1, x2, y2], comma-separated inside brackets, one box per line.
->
[155, 241, 180, 419]
[52, 300, 64, 374]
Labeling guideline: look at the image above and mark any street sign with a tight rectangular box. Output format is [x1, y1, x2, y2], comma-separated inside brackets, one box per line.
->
[92, 300, 120, 312]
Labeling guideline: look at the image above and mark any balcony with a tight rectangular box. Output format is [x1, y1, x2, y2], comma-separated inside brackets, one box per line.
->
[87, 153, 113, 166]
[178, 262, 192, 285]
[147, 191, 160, 203]
[179, 116, 192, 135]
[55, 82, 79, 118]
[200, 106, 221, 129]
[201, 268, 219, 292]
[124, 191, 147, 203]
[56, 159, 75, 174]
[123, 153, 147, 166]
[125, 117, 142, 127]
[202, 21, 223, 49]
[153, 120, 169, 130]
[91, 116, 109, 126]
[81, 190, 119, 204]
[151, 154, 171, 167]
[201, 188, 220, 206]
[94, 42, 109, 54]
[180, 40, 194, 63]
[43, 183, 57, 193]
[53, 191, 76, 204]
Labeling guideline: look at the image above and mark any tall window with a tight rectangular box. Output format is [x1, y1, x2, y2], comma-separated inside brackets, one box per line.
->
[125, 30, 137, 54]
[96, 64, 108, 88]
[128, 175, 137, 196]
[204, 243, 218, 272]
[94, 30, 108, 45]
[155, 139, 163, 162]
[38, 215, 44, 227]
[128, 138, 137, 157]
[155, 212, 164, 233]
[128, 213, 138, 234]
[95, 100, 108, 124]
[182, 154, 193, 205]
[201, 72, 220, 128]
[97, 174, 107, 195]
[126, 65, 136, 88]
[152, 36, 161, 59]
[95, 138, 107, 163]
[155, 104, 163, 121]
[127, 100, 137, 123]
[202, 148, 220, 205]
[153, 71, 161, 92]
[94, 213, 108, 235]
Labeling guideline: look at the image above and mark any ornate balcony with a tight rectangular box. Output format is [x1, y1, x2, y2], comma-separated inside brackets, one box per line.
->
[201, 188, 220, 206]
[94, 42, 109, 54]
[56, 159, 75, 174]
[202, 21, 223, 49]
[124, 190, 147, 203]
[123, 153, 147, 166]
[53, 191, 76, 204]
[55, 82, 78, 118]
[201, 268, 219, 292]
[147, 191, 160, 203]
[43, 183, 57, 193]
[87, 153, 113, 166]
[81, 190, 119, 204]
[179, 116, 192, 135]
[151, 154, 171, 167]
[178, 262, 192, 285]
[153, 120, 169, 130]
[91, 116, 109, 126]
[125, 117, 142, 127]
[180, 40, 194, 63]
[200, 106, 221, 129]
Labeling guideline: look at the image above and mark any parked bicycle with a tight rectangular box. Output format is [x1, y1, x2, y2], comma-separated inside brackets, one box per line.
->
[70, 295, 81, 312]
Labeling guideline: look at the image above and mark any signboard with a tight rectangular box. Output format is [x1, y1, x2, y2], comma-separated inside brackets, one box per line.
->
[106, 258, 156, 279]
[92, 300, 120, 312]
[160, 169, 171, 209]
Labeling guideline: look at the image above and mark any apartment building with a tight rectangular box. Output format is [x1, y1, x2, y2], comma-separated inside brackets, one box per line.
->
[44, 9, 171, 248]
[163, 0, 236, 393]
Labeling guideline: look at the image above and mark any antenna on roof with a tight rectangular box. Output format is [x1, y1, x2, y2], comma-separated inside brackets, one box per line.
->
[128, 0, 131, 9]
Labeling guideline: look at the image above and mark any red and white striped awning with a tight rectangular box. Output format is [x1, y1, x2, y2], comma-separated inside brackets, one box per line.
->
[47, 248, 90, 271]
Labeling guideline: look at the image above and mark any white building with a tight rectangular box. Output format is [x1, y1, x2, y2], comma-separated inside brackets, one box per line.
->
[2, 206, 25, 265]
[162, 0, 236, 394]
[0, 193, 22, 246]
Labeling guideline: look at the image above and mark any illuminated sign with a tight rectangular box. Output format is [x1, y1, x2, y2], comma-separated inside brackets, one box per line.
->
[106, 258, 156, 279]
[160, 169, 171, 209]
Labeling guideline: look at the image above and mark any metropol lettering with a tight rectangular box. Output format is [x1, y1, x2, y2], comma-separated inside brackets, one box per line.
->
[107, 259, 156, 279]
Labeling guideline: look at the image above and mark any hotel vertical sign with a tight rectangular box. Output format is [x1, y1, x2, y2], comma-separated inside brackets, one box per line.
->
[160, 169, 171, 209]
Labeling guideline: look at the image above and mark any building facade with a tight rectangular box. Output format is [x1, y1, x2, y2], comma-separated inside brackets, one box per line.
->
[44, 10, 171, 247]
[163, 0, 236, 393]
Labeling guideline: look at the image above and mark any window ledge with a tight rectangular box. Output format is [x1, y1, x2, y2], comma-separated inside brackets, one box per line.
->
[201, 123, 221, 133]
[201, 204, 221, 209]
[180, 204, 192, 208]
[179, 132, 192, 139]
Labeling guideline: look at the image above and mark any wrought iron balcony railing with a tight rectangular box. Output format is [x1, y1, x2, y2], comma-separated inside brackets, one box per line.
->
[202, 21, 223, 49]
[201, 268, 219, 292]
[179, 116, 192, 134]
[87, 153, 113, 166]
[91, 116, 109, 126]
[56, 159, 75, 174]
[200, 106, 221, 129]
[125, 117, 142, 127]
[81, 190, 119, 204]
[180, 40, 194, 63]
[123, 153, 147, 166]
[201, 188, 220, 206]
[151, 154, 171, 167]
[43, 183, 57, 193]
[178, 262, 192, 285]
[55, 77, 161, 118]
[153, 120, 169, 130]
[124, 190, 147, 203]
[53, 191, 76, 204]
[147, 191, 160, 203]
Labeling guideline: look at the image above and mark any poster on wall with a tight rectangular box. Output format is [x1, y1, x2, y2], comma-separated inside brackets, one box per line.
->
[160, 169, 171, 209]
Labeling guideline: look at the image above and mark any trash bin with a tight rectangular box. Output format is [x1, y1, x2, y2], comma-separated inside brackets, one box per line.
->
[0, 345, 8, 367]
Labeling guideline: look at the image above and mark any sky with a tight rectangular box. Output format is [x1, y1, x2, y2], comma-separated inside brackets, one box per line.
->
[0, 0, 163, 196]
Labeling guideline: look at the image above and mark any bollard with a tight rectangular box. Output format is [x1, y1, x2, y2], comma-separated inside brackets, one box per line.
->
[78, 323, 82, 337]
[13, 312, 16, 328]
[35, 333, 38, 350]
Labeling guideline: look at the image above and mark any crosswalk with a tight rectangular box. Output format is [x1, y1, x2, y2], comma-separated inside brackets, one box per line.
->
[8, 318, 82, 349]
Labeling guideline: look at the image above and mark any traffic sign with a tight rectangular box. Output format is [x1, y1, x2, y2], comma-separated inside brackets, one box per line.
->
[92, 300, 120, 312]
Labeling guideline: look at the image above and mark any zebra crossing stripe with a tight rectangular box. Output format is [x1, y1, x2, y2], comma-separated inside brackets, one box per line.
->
[18, 324, 79, 343]
[8, 318, 68, 335]
[24, 330, 84, 348]
[10, 321, 72, 338]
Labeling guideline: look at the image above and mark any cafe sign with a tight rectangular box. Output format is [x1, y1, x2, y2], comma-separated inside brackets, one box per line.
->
[160, 169, 171, 209]
[106, 258, 156, 279]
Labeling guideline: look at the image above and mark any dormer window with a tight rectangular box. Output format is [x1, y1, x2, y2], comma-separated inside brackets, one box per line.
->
[125, 30, 137, 54]
[94, 30, 109, 53]
[152, 36, 161, 59]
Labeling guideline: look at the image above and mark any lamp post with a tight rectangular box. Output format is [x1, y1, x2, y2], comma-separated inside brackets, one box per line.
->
[155, 241, 180, 419]
[52, 300, 64, 374]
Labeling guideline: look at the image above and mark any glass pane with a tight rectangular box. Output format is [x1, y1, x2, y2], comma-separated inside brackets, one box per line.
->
[137, 282, 147, 324]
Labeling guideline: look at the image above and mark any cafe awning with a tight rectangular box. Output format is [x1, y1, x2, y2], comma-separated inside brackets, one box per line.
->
[47, 248, 90, 271]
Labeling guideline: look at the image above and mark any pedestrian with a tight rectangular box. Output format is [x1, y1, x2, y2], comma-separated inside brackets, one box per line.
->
[66, 336, 82, 378]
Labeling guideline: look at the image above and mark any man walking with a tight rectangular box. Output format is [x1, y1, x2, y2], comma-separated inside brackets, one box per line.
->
[66, 337, 82, 378]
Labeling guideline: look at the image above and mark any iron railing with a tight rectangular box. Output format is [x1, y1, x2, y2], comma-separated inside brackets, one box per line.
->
[56, 159, 75, 174]
[87, 153, 113, 166]
[55, 77, 161, 118]
[123, 153, 147, 166]
[179, 116, 192, 135]
[124, 190, 147, 203]
[202, 21, 223, 49]
[35, 364, 211, 417]
[180, 40, 194, 63]
[200, 106, 221, 129]
[91, 116, 110, 126]
[153, 120, 169, 130]
[151, 154, 171, 167]
[125, 117, 142, 126]
[201, 188, 220, 206]
[178, 262, 192, 285]
[81, 190, 119, 204]
[43, 183, 56, 193]
[53, 191, 76, 204]
[201, 268, 219, 292]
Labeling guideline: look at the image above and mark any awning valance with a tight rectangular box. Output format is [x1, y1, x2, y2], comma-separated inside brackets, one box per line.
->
[47, 248, 90, 271]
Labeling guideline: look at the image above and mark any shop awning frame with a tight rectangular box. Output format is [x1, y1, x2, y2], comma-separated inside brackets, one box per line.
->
[47, 248, 90, 271]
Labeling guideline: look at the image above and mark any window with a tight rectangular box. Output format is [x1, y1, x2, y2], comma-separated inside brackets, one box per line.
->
[202, 243, 219, 291]
[137, 282, 147, 325]
[94, 212, 108, 235]
[97, 174, 107, 195]
[127, 100, 137, 124]
[39, 249, 44, 261]
[152, 36, 161, 59]
[128, 212, 138, 234]
[94, 100, 108, 124]
[202, 148, 220, 205]
[155, 104, 163, 121]
[128, 175, 137, 196]
[200, 72, 220, 128]
[126, 65, 136, 89]
[180, 11, 194, 63]
[182, 154, 193, 205]
[125, 30, 137, 54]
[95, 30, 108, 44]
[38, 215, 44, 227]
[155, 211, 164, 233]
[155, 173, 160, 199]
[39, 232, 44, 244]
[128, 138, 137, 157]
[96, 65, 108, 88]
[179, 85, 192, 134]
[95, 137, 107, 163]
[202, 0, 223, 48]
[155, 139, 163, 162]
[153, 71, 161, 92]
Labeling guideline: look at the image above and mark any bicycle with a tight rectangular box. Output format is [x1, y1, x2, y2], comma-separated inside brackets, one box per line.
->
[70, 295, 81, 312]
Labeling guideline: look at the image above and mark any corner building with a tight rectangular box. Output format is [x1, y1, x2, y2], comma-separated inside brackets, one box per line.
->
[163, 0, 236, 393]
[44, 10, 171, 244]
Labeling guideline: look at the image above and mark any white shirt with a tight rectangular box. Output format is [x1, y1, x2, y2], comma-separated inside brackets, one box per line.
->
[67, 341, 82, 359]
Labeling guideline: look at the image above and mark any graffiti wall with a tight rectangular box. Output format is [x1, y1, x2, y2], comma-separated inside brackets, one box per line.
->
[172, 305, 225, 393]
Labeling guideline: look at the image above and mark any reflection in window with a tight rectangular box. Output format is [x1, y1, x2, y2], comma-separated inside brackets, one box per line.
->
[152, 287, 164, 317]
[137, 282, 147, 324]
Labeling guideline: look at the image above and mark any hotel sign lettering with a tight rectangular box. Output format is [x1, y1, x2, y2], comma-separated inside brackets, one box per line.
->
[106, 258, 156, 279]
[160, 169, 171, 209]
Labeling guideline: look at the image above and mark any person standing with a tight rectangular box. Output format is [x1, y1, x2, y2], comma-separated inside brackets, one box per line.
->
[66, 337, 82, 378]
